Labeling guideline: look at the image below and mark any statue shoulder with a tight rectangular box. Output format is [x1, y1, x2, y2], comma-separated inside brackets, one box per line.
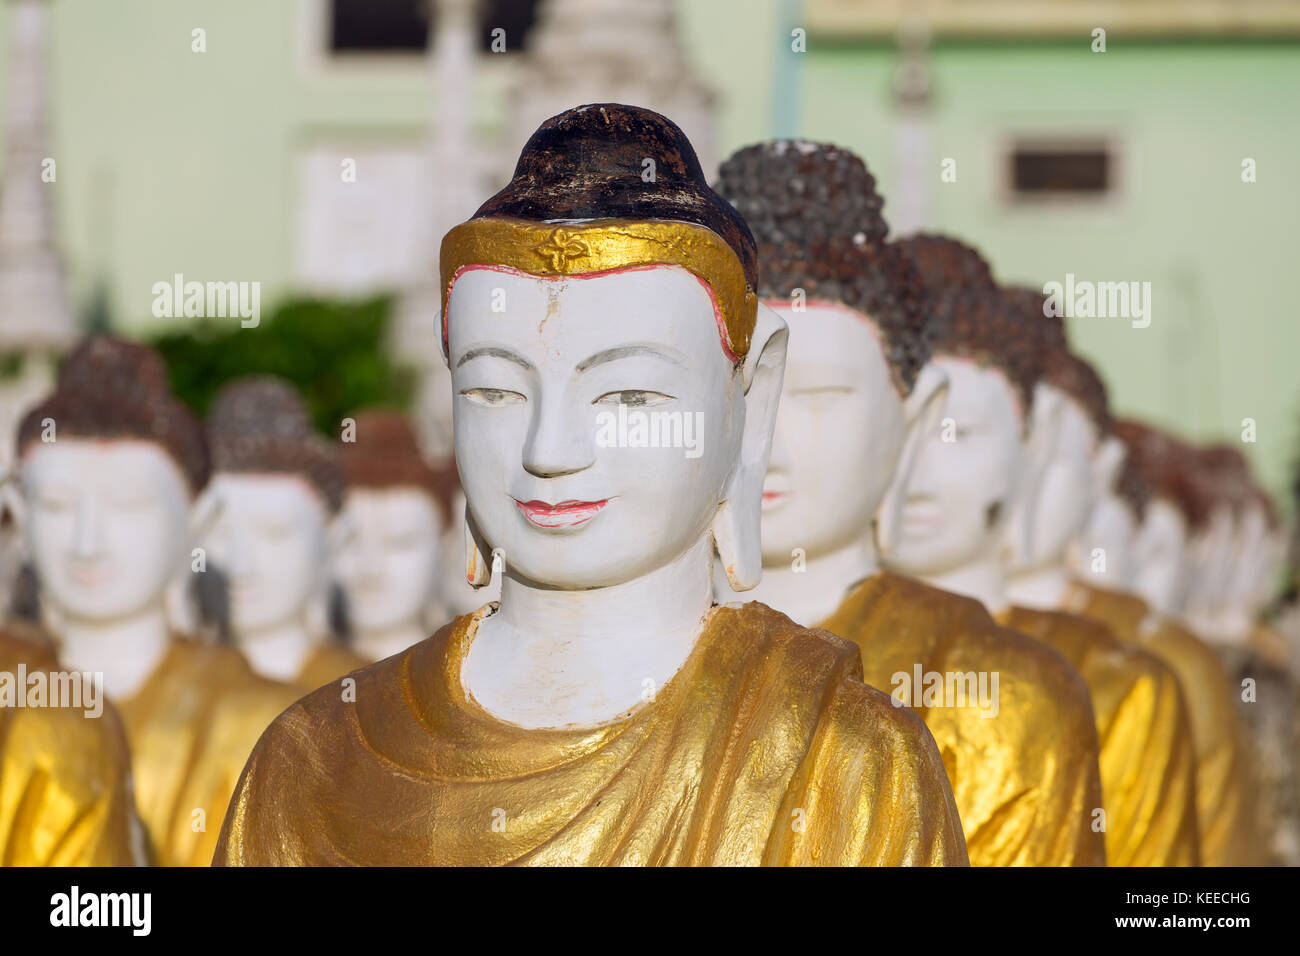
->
[812, 677, 970, 865]
[0, 678, 144, 865]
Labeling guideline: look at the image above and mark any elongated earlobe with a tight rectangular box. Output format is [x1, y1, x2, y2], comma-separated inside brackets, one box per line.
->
[1093, 436, 1125, 501]
[712, 304, 788, 591]
[876, 364, 948, 555]
[464, 504, 493, 588]
[1004, 383, 1065, 568]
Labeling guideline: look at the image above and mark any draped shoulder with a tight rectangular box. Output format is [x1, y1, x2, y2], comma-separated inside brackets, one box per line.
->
[1003, 605, 1199, 866]
[820, 572, 1106, 866]
[215, 602, 968, 866]
[0, 630, 145, 866]
[117, 639, 300, 866]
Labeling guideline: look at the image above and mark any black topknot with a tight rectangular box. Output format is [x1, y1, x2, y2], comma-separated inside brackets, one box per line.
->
[714, 140, 929, 393]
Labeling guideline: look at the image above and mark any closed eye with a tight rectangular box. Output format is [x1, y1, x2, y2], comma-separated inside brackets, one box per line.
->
[594, 390, 675, 408]
[461, 387, 527, 408]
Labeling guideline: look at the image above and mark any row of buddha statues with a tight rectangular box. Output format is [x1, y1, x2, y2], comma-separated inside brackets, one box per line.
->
[0, 103, 1294, 866]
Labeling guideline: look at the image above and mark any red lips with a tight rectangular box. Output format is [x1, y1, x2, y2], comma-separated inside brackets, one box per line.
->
[514, 498, 610, 528]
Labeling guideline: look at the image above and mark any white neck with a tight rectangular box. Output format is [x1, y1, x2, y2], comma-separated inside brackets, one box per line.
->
[918, 552, 1009, 616]
[1005, 561, 1071, 611]
[235, 619, 314, 682]
[352, 616, 437, 662]
[461, 534, 716, 729]
[730, 535, 879, 627]
[57, 604, 172, 700]
[1213, 608, 1255, 647]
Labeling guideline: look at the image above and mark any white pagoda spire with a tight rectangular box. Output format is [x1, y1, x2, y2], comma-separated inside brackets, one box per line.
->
[506, 0, 717, 176]
[0, 0, 76, 353]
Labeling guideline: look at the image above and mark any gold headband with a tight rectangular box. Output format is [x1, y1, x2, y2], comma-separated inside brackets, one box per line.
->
[439, 217, 757, 362]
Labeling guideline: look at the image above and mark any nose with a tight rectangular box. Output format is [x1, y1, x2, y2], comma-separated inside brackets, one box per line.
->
[355, 528, 386, 581]
[522, 388, 594, 479]
[905, 433, 945, 500]
[71, 495, 103, 559]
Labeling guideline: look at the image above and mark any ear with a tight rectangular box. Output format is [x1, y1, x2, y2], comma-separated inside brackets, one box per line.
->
[876, 363, 948, 555]
[166, 488, 221, 639]
[1093, 435, 1125, 501]
[0, 467, 25, 541]
[712, 303, 788, 591]
[189, 484, 223, 548]
[464, 502, 494, 588]
[438, 306, 450, 370]
[1004, 382, 1066, 567]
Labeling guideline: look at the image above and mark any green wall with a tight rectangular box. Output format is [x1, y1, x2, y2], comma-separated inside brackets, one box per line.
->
[792, 39, 1300, 500]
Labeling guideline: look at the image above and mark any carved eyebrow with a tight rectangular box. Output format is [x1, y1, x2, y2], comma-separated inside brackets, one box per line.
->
[455, 346, 535, 371]
[575, 344, 686, 373]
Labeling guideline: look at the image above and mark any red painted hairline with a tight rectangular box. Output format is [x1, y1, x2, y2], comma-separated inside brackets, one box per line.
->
[444, 263, 740, 365]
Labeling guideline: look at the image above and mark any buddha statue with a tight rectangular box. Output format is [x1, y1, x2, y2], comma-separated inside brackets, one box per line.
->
[15, 336, 300, 866]
[215, 104, 968, 866]
[1185, 449, 1298, 865]
[0, 623, 144, 865]
[335, 409, 458, 661]
[713, 145, 1103, 866]
[203, 377, 366, 690]
[1065, 418, 1265, 865]
[1002, 338, 1199, 865]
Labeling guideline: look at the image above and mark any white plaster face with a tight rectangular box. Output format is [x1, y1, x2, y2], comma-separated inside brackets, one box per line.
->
[1073, 489, 1139, 586]
[20, 440, 191, 622]
[1133, 498, 1191, 616]
[337, 486, 442, 632]
[447, 265, 742, 589]
[1026, 388, 1100, 567]
[1186, 504, 1235, 618]
[202, 473, 328, 635]
[886, 356, 1023, 576]
[760, 302, 904, 563]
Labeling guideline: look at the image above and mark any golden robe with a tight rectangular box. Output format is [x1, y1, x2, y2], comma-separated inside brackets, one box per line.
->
[297, 644, 367, 693]
[1065, 582, 1263, 865]
[1001, 605, 1200, 866]
[117, 639, 300, 867]
[0, 629, 144, 866]
[819, 573, 1106, 866]
[215, 602, 969, 866]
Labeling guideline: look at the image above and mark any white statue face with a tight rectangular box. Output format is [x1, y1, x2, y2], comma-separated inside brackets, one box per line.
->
[21, 439, 191, 622]
[760, 302, 904, 563]
[447, 265, 742, 589]
[336, 487, 442, 632]
[1074, 489, 1139, 586]
[1027, 388, 1100, 566]
[1133, 498, 1191, 615]
[1187, 504, 1236, 615]
[886, 356, 1023, 575]
[202, 473, 328, 634]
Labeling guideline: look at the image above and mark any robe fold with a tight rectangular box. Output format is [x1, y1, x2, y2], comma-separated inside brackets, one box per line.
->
[819, 573, 1106, 866]
[1065, 581, 1264, 865]
[1002, 605, 1200, 866]
[0, 630, 144, 866]
[215, 602, 969, 866]
[117, 639, 300, 866]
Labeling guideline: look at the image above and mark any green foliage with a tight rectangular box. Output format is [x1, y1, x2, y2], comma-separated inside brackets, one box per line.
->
[147, 294, 417, 435]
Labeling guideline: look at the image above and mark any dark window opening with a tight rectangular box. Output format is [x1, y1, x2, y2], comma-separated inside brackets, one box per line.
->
[477, 0, 543, 53]
[328, 0, 543, 58]
[1011, 145, 1111, 196]
[330, 0, 431, 54]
